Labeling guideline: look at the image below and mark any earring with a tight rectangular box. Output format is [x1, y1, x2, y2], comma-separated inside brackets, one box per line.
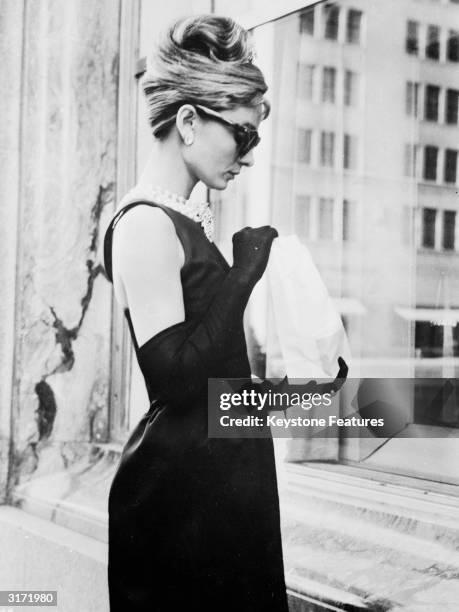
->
[184, 135, 193, 146]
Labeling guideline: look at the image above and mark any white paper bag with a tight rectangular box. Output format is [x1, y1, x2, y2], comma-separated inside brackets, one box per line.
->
[267, 235, 352, 380]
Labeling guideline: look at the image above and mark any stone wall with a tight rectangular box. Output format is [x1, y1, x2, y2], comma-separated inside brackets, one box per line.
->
[0, 0, 121, 500]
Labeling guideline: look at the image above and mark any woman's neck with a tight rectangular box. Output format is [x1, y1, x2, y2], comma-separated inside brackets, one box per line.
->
[137, 141, 197, 200]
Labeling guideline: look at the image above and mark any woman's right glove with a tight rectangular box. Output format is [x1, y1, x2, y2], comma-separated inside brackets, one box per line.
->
[137, 226, 278, 408]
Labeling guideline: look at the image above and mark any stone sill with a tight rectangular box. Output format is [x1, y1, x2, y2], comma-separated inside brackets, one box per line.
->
[280, 463, 459, 610]
[12, 442, 122, 544]
[12, 447, 459, 610]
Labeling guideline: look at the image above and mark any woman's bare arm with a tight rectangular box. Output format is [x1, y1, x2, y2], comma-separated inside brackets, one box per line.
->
[111, 205, 185, 347]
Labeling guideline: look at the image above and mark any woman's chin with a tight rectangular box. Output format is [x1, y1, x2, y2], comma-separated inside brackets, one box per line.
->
[205, 177, 230, 191]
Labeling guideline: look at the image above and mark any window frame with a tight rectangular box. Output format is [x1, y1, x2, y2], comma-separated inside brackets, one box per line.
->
[109, 0, 141, 443]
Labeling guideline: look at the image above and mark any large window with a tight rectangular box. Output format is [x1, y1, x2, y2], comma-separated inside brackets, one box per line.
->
[211, 0, 459, 486]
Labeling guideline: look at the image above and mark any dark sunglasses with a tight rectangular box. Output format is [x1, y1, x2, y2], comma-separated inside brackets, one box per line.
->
[194, 104, 261, 158]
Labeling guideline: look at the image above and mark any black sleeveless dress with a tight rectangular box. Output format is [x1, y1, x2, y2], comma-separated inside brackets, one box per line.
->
[104, 201, 288, 612]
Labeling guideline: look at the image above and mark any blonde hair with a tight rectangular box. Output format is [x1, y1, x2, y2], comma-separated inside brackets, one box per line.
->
[142, 15, 270, 138]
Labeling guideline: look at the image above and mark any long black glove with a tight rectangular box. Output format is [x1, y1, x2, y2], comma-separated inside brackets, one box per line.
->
[137, 226, 278, 408]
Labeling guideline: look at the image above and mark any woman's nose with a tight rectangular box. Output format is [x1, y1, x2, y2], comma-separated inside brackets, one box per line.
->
[239, 149, 255, 167]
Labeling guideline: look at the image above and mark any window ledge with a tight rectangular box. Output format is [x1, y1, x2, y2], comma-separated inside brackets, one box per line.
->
[279, 463, 459, 610]
[12, 443, 122, 543]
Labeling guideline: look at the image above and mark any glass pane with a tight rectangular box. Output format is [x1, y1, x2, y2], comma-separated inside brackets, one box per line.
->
[346, 9, 362, 44]
[446, 89, 459, 124]
[443, 210, 456, 250]
[422, 208, 437, 248]
[447, 30, 459, 61]
[406, 20, 419, 55]
[406, 81, 419, 116]
[426, 24, 440, 60]
[320, 131, 335, 166]
[322, 66, 336, 102]
[424, 85, 439, 121]
[318, 197, 334, 239]
[211, 0, 459, 484]
[344, 70, 359, 107]
[294, 195, 312, 241]
[323, 3, 339, 40]
[297, 128, 312, 163]
[342, 199, 356, 241]
[299, 8, 315, 35]
[423, 146, 438, 180]
[444, 149, 458, 183]
[297, 63, 315, 99]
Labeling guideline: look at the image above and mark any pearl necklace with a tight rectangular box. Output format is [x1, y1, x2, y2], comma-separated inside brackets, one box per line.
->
[122, 184, 214, 242]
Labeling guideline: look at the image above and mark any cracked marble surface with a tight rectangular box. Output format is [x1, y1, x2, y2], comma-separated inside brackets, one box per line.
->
[2, 0, 121, 493]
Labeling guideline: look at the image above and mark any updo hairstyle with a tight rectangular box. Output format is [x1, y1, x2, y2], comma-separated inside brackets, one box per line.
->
[143, 15, 270, 139]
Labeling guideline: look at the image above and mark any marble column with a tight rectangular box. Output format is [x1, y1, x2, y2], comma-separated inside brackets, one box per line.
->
[5, 0, 121, 495]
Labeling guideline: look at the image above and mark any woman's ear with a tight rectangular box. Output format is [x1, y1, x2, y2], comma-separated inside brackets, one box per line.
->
[176, 104, 197, 146]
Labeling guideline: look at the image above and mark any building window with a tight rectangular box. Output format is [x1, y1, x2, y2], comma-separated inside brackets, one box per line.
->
[406, 20, 419, 55]
[320, 131, 335, 167]
[343, 134, 358, 170]
[346, 9, 362, 44]
[294, 195, 311, 240]
[445, 89, 459, 124]
[323, 3, 340, 40]
[322, 67, 336, 103]
[423, 146, 438, 180]
[442, 210, 456, 250]
[444, 149, 458, 184]
[319, 198, 334, 239]
[404, 144, 418, 177]
[297, 64, 315, 100]
[344, 70, 359, 106]
[447, 30, 459, 61]
[343, 199, 356, 241]
[426, 25, 440, 60]
[422, 207, 437, 248]
[415, 321, 443, 358]
[297, 129, 312, 164]
[405, 81, 419, 116]
[299, 8, 315, 35]
[424, 85, 440, 121]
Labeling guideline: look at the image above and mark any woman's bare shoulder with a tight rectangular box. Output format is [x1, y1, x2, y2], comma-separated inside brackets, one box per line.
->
[111, 204, 185, 312]
[112, 204, 184, 266]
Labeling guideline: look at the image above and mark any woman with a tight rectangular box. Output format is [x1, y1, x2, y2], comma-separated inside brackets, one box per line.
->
[103, 14, 288, 612]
